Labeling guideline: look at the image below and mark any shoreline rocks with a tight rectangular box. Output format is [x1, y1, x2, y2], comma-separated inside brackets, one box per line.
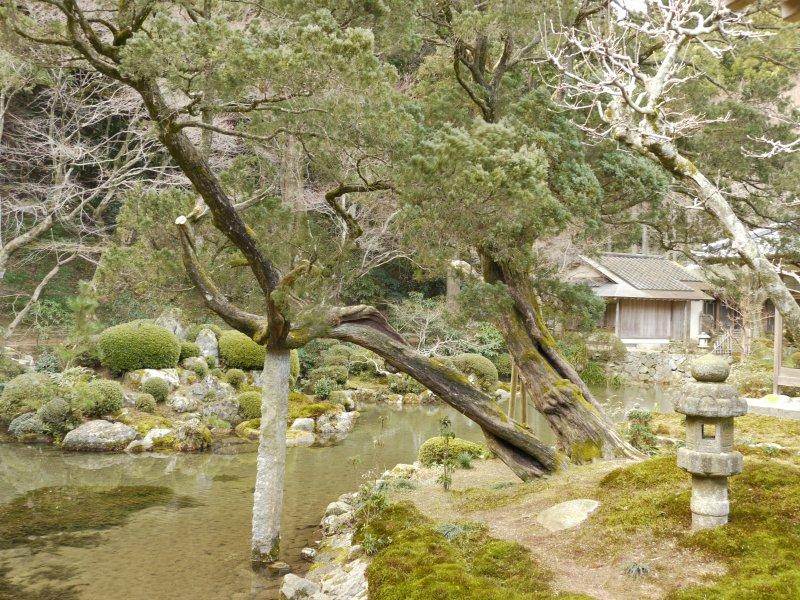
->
[62, 420, 137, 452]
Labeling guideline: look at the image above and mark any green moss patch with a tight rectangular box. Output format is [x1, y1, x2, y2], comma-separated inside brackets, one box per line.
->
[453, 480, 550, 513]
[288, 391, 340, 420]
[361, 502, 591, 600]
[0, 485, 198, 550]
[582, 455, 800, 599]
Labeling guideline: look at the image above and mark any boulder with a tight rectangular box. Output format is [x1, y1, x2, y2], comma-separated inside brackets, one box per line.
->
[290, 418, 315, 432]
[195, 328, 219, 360]
[300, 547, 317, 562]
[691, 354, 731, 383]
[167, 394, 201, 413]
[201, 398, 241, 424]
[155, 309, 186, 341]
[535, 499, 600, 532]
[62, 420, 137, 452]
[185, 375, 235, 402]
[140, 368, 180, 390]
[174, 418, 212, 452]
[126, 427, 175, 453]
[325, 501, 352, 517]
[281, 574, 319, 600]
[286, 429, 315, 447]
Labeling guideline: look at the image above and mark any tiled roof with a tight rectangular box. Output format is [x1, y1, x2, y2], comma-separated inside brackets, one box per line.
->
[596, 253, 704, 291]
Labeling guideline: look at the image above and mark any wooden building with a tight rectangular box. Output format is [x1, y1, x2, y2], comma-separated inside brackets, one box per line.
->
[566, 253, 712, 347]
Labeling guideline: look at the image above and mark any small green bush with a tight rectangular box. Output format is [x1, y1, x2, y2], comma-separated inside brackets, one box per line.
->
[493, 353, 512, 379]
[99, 321, 181, 372]
[238, 391, 262, 420]
[418, 436, 487, 466]
[0, 356, 26, 384]
[0, 373, 59, 422]
[135, 393, 157, 413]
[218, 330, 265, 369]
[309, 365, 348, 386]
[292, 401, 339, 419]
[210, 367, 224, 378]
[34, 352, 62, 374]
[387, 373, 425, 394]
[205, 355, 218, 368]
[182, 357, 209, 378]
[450, 353, 498, 392]
[225, 368, 247, 389]
[314, 377, 336, 400]
[179, 341, 201, 361]
[37, 398, 74, 434]
[141, 378, 170, 403]
[78, 379, 124, 417]
[580, 361, 608, 387]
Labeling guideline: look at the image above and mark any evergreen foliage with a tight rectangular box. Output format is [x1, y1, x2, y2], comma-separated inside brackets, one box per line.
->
[99, 321, 181, 372]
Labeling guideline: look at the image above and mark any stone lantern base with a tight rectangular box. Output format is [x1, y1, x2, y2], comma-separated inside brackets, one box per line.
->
[690, 475, 730, 530]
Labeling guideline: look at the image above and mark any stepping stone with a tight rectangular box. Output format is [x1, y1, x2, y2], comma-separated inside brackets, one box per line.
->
[535, 499, 600, 532]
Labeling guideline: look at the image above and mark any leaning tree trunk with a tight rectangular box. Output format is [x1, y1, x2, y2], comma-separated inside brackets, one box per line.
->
[327, 314, 559, 479]
[485, 258, 641, 462]
[251, 348, 290, 566]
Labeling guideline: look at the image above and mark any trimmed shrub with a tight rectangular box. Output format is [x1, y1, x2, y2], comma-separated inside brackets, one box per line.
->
[314, 377, 336, 400]
[309, 366, 348, 386]
[179, 341, 201, 361]
[387, 373, 425, 394]
[99, 321, 181, 372]
[141, 378, 170, 403]
[450, 353, 498, 392]
[225, 368, 247, 389]
[238, 391, 262, 420]
[418, 436, 487, 466]
[37, 398, 73, 434]
[218, 330, 265, 369]
[34, 352, 62, 374]
[77, 379, 124, 417]
[493, 353, 512, 380]
[0, 373, 59, 422]
[135, 393, 157, 413]
[205, 355, 218, 368]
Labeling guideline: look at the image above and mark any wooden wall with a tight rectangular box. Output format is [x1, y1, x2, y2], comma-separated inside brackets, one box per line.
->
[616, 299, 688, 339]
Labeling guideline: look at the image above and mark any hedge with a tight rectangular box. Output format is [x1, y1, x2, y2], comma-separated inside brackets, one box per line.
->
[219, 330, 266, 369]
[99, 321, 181, 372]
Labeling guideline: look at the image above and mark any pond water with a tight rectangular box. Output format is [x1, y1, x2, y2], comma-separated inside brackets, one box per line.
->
[0, 385, 671, 600]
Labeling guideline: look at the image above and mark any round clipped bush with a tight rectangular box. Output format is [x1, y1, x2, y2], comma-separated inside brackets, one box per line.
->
[179, 341, 201, 361]
[314, 377, 335, 400]
[225, 368, 247, 389]
[450, 353, 499, 392]
[309, 366, 348, 386]
[493, 353, 513, 379]
[135, 393, 157, 414]
[0, 373, 59, 422]
[141, 378, 170, 403]
[418, 436, 487, 466]
[99, 321, 181, 372]
[218, 330, 265, 369]
[37, 398, 72, 433]
[238, 391, 262, 420]
[78, 379, 124, 418]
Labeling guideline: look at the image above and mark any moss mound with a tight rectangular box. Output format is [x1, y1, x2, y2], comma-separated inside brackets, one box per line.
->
[141, 377, 170, 403]
[0, 485, 196, 550]
[361, 502, 590, 600]
[218, 330, 265, 369]
[179, 341, 201, 361]
[418, 436, 487, 466]
[238, 391, 261, 420]
[76, 379, 124, 418]
[0, 373, 59, 422]
[450, 353, 499, 392]
[225, 368, 247, 389]
[99, 321, 181, 372]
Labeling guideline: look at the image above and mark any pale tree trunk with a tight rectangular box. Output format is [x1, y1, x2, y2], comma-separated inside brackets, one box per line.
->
[250, 348, 290, 566]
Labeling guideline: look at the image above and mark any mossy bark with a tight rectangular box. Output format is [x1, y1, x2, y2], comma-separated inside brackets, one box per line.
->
[250, 348, 289, 566]
[484, 257, 641, 462]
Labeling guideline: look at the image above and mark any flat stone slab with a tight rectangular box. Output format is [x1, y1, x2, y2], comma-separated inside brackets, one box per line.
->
[535, 499, 600, 532]
[746, 396, 800, 420]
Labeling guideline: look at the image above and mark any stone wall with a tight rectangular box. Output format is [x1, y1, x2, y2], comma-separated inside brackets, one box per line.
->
[606, 350, 701, 385]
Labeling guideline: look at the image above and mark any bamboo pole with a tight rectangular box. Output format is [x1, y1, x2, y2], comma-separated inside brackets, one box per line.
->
[509, 362, 518, 421]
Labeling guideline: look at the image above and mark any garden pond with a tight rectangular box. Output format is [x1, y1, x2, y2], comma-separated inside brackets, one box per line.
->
[0, 385, 670, 599]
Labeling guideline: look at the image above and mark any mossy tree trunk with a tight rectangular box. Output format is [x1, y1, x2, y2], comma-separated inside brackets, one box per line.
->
[483, 257, 641, 461]
[251, 348, 290, 566]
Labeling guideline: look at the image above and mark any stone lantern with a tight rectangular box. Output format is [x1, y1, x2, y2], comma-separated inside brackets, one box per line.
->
[675, 355, 747, 530]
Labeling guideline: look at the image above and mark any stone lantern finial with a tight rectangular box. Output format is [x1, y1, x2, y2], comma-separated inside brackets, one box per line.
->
[675, 354, 747, 530]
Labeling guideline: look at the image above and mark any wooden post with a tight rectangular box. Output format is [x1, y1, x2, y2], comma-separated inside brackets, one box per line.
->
[509, 362, 518, 420]
[614, 300, 621, 336]
[774, 306, 782, 396]
[520, 381, 528, 425]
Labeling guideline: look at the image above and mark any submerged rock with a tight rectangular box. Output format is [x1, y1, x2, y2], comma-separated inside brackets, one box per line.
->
[62, 420, 137, 452]
[281, 574, 319, 599]
[535, 499, 600, 532]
